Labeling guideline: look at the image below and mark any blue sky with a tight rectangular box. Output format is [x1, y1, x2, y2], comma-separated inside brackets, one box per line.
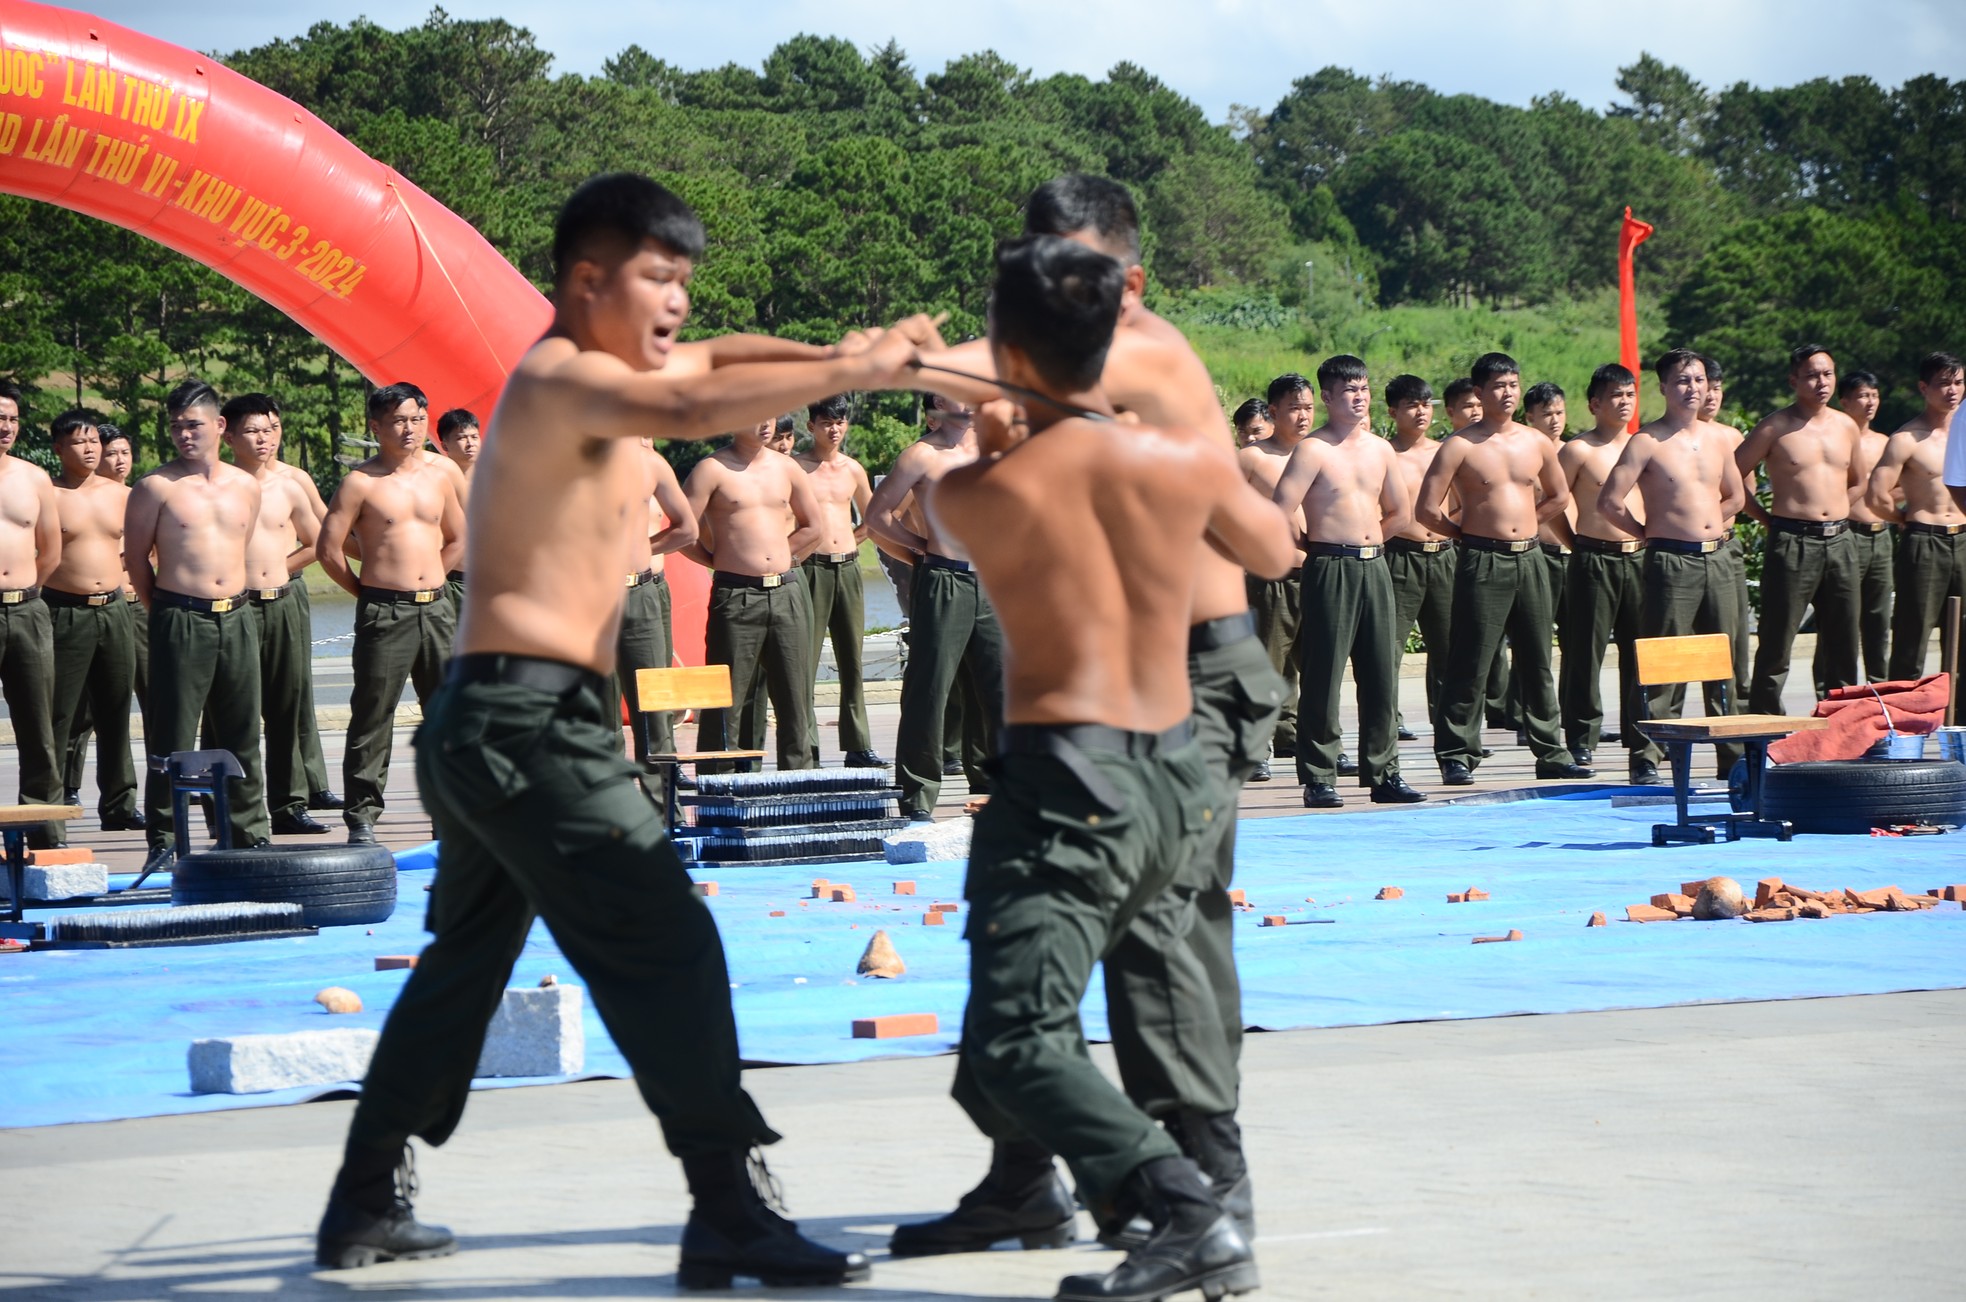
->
[87, 1, 1963, 121]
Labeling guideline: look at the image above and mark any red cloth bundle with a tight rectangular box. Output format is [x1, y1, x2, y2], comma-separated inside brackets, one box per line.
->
[1768, 674, 1951, 764]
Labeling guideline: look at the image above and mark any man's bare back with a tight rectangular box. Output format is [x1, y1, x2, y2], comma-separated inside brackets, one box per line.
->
[49, 468, 127, 595]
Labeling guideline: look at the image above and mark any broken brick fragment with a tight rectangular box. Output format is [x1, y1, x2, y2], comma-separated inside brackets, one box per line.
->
[1586, 912, 1607, 927]
[1625, 904, 1677, 923]
[852, 1013, 937, 1039]
[1260, 915, 1288, 927]
[1375, 886, 1404, 900]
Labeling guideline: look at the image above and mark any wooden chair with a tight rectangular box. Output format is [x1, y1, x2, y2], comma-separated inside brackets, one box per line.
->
[1630, 633, 1827, 846]
[636, 665, 766, 836]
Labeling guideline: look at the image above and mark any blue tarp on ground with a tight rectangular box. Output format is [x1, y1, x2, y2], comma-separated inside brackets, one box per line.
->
[4, 790, 1963, 1129]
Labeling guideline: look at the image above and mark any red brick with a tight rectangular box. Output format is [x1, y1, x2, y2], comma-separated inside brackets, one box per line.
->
[893, 881, 917, 895]
[1651, 893, 1695, 914]
[1855, 886, 1904, 907]
[1260, 915, 1289, 927]
[1625, 904, 1677, 923]
[1681, 880, 1711, 899]
[693, 881, 718, 897]
[1943, 885, 1966, 902]
[1226, 888, 1248, 906]
[930, 902, 958, 913]
[1446, 892, 1467, 903]
[922, 912, 945, 926]
[1745, 907, 1798, 923]
[831, 886, 857, 902]
[1754, 877, 1785, 909]
[1471, 929, 1523, 944]
[1465, 888, 1490, 901]
[1375, 886, 1404, 900]
[852, 1013, 939, 1039]
[374, 955, 418, 971]
[1586, 912, 1607, 927]
[26, 847, 91, 865]
[768, 910, 786, 917]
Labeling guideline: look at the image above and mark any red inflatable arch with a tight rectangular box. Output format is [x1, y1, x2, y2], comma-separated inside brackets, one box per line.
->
[0, 0, 711, 661]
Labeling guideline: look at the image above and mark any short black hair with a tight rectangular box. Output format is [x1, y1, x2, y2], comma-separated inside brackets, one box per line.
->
[1788, 343, 1832, 375]
[1316, 355, 1370, 395]
[1384, 375, 1433, 407]
[1587, 363, 1636, 402]
[1231, 398, 1270, 429]
[366, 382, 428, 423]
[553, 172, 705, 282]
[98, 422, 128, 448]
[773, 414, 797, 437]
[1025, 174, 1142, 267]
[807, 395, 852, 422]
[165, 378, 221, 419]
[1266, 373, 1313, 408]
[1837, 370, 1880, 398]
[1699, 354, 1724, 384]
[50, 408, 102, 443]
[1917, 352, 1964, 385]
[220, 393, 279, 428]
[1522, 381, 1565, 412]
[436, 408, 479, 442]
[1471, 353, 1519, 385]
[0, 379, 20, 409]
[1442, 377, 1478, 406]
[1653, 348, 1705, 383]
[988, 234, 1125, 392]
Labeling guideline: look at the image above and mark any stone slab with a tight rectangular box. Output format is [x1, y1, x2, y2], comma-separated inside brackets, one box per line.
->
[474, 984, 585, 1078]
[882, 816, 972, 864]
[187, 1028, 379, 1095]
[0, 862, 109, 901]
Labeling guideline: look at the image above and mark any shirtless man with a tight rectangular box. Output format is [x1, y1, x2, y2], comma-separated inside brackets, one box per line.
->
[1445, 374, 1515, 730]
[1384, 375, 1454, 740]
[1523, 381, 1573, 629]
[1556, 365, 1650, 781]
[615, 436, 695, 767]
[682, 416, 821, 772]
[46, 409, 139, 834]
[125, 380, 268, 876]
[895, 175, 1287, 1258]
[1736, 344, 1864, 712]
[1271, 355, 1420, 807]
[1833, 371, 1893, 684]
[1597, 349, 1748, 772]
[431, 409, 480, 607]
[925, 233, 1291, 1302]
[0, 384, 61, 847]
[1699, 354, 1753, 757]
[1873, 352, 1966, 709]
[316, 172, 921, 1283]
[211, 394, 333, 836]
[1231, 398, 1270, 448]
[1415, 354, 1590, 784]
[1238, 374, 1312, 767]
[867, 394, 1005, 816]
[796, 395, 881, 767]
[62, 421, 147, 803]
[262, 401, 342, 814]
[1442, 377, 1483, 433]
[317, 383, 465, 843]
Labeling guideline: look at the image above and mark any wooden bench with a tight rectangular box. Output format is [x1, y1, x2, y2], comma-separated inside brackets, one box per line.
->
[0, 804, 85, 938]
[636, 665, 767, 836]
[1630, 633, 1826, 845]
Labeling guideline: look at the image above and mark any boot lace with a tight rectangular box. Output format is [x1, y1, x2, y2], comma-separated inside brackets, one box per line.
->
[746, 1147, 789, 1216]
[393, 1143, 420, 1210]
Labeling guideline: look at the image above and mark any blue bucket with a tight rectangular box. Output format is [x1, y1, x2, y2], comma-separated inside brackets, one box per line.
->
[1864, 732, 1928, 760]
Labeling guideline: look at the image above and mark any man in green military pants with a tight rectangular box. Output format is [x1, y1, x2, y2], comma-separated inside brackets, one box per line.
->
[891, 560, 1002, 815]
[124, 381, 272, 876]
[316, 382, 466, 842]
[1875, 352, 1966, 711]
[0, 384, 60, 848]
[797, 397, 881, 766]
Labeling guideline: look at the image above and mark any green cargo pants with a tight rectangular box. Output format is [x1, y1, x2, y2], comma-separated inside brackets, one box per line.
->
[802, 554, 872, 758]
[1886, 526, 1966, 713]
[1297, 552, 1401, 787]
[698, 574, 815, 773]
[348, 664, 778, 1160]
[47, 592, 137, 826]
[292, 583, 331, 799]
[1104, 625, 1283, 1119]
[1388, 540, 1455, 734]
[1830, 524, 1894, 685]
[1637, 544, 1746, 772]
[344, 588, 457, 832]
[895, 562, 1003, 815]
[1558, 546, 1644, 755]
[63, 596, 149, 797]
[612, 573, 675, 765]
[1246, 573, 1301, 756]
[145, 597, 269, 850]
[1750, 524, 1860, 714]
[1434, 544, 1568, 770]
[950, 731, 1220, 1224]
[249, 587, 322, 821]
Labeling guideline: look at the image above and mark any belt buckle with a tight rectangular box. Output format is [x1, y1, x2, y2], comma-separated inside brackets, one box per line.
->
[210, 597, 234, 613]
[256, 587, 280, 601]
[88, 593, 109, 606]
[1511, 539, 1533, 553]
[1359, 545, 1382, 560]
[1701, 539, 1719, 554]
[1, 590, 20, 605]
[414, 589, 434, 604]
[625, 573, 637, 588]
[761, 573, 782, 589]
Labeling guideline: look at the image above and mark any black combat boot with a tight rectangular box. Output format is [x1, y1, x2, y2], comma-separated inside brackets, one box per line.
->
[677, 1148, 871, 1288]
[316, 1141, 457, 1269]
[889, 1139, 1077, 1257]
[1162, 1109, 1255, 1241]
[1059, 1156, 1257, 1302]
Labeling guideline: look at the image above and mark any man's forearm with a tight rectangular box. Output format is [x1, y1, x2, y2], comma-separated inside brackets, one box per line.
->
[702, 335, 833, 367]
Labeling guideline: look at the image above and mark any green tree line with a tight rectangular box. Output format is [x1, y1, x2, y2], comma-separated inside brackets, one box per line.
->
[0, 11, 1958, 480]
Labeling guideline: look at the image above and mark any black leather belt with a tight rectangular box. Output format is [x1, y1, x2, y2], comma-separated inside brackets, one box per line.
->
[41, 586, 119, 608]
[250, 583, 292, 602]
[360, 585, 445, 604]
[1540, 543, 1571, 558]
[1648, 537, 1723, 555]
[1767, 515, 1848, 538]
[1189, 610, 1256, 653]
[446, 653, 603, 696]
[1460, 535, 1538, 554]
[1905, 521, 1966, 537]
[921, 553, 972, 573]
[1850, 520, 1890, 535]
[154, 588, 245, 613]
[713, 570, 797, 589]
[1385, 537, 1452, 555]
[1304, 542, 1385, 560]
[807, 551, 857, 565]
[625, 568, 658, 588]
[446, 569, 466, 585]
[1573, 535, 1644, 556]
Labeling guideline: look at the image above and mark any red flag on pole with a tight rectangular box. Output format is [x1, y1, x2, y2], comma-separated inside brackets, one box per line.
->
[1618, 207, 1655, 433]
